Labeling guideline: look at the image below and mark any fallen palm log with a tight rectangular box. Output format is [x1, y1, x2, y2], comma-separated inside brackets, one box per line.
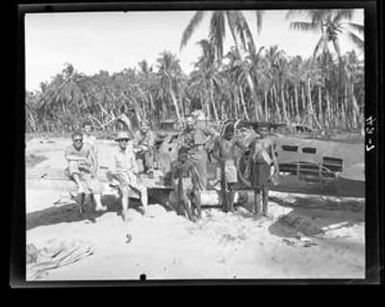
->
[26, 240, 94, 280]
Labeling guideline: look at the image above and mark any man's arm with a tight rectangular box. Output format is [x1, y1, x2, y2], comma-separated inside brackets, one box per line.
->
[129, 149, 139, 174]
[211, 140, 225, 164]
[87, 149, 98, 175]
[147, 131, 155, 149]
[132, 131, 140, 148]
[65, 147, 86, 162]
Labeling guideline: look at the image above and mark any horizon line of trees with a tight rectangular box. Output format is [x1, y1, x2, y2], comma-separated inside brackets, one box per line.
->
[25, 9, 364, 133]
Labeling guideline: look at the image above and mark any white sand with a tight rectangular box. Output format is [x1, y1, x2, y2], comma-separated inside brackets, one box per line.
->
[26, 136, 365, 280]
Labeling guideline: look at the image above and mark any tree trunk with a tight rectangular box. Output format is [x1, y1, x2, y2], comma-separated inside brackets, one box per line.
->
[239, 86, 250, 121]
[301, 85, 306, 123]
[210, 79, 219, 122]
[234, 88, 240, 119]
[227, 26, 263, 121]
[272, 85, 281, 122]
[202, 90, 210, 120]
[307, 79, 322, 129]
[280, 84, 289, 123]
[294, 84, 300, 123]
[351, 83, 359, 129]
[264, 90, 268, 121]
[325, 90, 331, 129]
[318, 86, 324, 126]
[343, 85, 349, 130]
[169, 83, 182, 124]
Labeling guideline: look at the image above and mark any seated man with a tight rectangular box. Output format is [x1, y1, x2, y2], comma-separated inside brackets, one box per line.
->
[133, 121, 155, 177]
[109, 131, 148, 221]
[65, 131, 106, 213]
[168, 147, 201, 222]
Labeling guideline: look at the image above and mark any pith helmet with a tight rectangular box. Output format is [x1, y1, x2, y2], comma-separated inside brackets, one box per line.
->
[115, 131, 131, 141]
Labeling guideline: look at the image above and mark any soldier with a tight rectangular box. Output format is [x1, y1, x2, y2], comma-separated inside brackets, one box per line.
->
[212, 123, 244, 213]
[65, 131, 106, 213]
[168, 147, 202, 222]
[249, 131, 279, 216]
[109, 131, 148, 221]
[133, 121, 155, 178]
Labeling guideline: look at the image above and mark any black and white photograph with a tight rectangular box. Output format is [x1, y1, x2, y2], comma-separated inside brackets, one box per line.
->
[23, 6, 369, 281]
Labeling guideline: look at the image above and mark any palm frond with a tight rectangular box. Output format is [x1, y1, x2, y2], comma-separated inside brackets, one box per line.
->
[332, 9, 354, 24]
[332, 38, 342, 59]
[313, 35, 327, 58]
[209, 11, 226, 61]
[346, 31, 364, 51]
[180, 11, 205, 50]
[290, 21, 319, 32]
[345, 22, 364, 35]
[309, 10, 330, 25]
[232, 11, 256, 54]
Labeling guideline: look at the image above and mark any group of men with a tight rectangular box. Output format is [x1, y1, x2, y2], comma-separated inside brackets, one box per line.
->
[64, 116, 278, 222]
[65, 121, 154, 220]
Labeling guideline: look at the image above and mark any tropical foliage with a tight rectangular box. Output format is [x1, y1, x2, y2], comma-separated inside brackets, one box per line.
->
[25, 9, 364, 133]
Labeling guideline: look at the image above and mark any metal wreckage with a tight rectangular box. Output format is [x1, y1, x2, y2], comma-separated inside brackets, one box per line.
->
[151, 116, 364, 212]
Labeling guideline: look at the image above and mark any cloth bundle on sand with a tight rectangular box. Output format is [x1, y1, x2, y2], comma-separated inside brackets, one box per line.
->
[26, 240, 94, 280]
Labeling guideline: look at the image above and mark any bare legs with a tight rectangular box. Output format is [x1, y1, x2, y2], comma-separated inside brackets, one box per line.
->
[72, 172, 106, 213]
[121, 188, 130, 221]
[120, 185, 148, 221]
[253, 187, 268, 217]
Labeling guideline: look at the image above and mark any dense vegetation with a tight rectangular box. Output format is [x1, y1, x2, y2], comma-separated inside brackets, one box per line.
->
[25, 9, 364, 133]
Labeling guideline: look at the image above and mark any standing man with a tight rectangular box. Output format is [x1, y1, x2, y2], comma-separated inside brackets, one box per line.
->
[212, 123, 244, 213]
[178, 116, 208, 190]
[133, 121, 155, 178]
[83, 122, 99, 172]
[168, 147, 201, 222]
[109, 131, 148, 221]
[249, 132, 279, 216]
[65, 131, 106, 213]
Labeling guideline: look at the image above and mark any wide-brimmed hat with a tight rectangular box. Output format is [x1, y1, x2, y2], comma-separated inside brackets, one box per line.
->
[115, 131, 131, 141]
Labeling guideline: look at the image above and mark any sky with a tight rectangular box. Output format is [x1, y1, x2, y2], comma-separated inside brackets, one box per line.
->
[25, 9, 364, 91]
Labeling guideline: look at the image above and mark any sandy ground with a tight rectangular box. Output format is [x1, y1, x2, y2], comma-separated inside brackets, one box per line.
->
[25, 136, 365, 280]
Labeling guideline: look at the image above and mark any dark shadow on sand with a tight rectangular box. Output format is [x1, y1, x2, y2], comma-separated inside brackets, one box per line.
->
[27, 190, 174, 231]
[268, 195, 365, 238]
[27, 194, 140, 230]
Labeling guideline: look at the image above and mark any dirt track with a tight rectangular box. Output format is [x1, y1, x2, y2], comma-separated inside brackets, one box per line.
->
[25, 136, 365, 280]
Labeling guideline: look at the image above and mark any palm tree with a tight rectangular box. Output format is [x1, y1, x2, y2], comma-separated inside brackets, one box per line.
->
[180, 10, 265, 121]
[342, 50, 363, 129]
[192, 39, 220, 121]
[286, 9, 364, 60]
[156, 51, 185, 124]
